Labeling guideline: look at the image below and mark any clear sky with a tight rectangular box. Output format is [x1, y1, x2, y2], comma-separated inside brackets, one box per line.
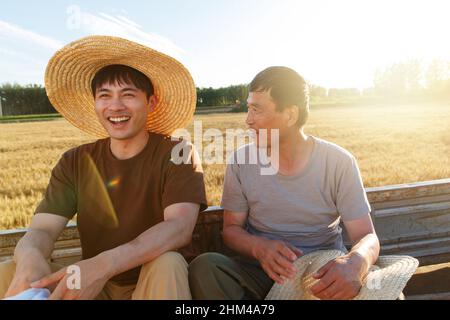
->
[1, 0, 449, 88]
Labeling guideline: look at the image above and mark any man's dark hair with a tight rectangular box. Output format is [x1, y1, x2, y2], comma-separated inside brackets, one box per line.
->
[249, 66, 310, 128]
[91, 64, 154, 98]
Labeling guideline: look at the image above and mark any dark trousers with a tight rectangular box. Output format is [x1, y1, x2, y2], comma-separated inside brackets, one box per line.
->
[188, 252, 274, 300]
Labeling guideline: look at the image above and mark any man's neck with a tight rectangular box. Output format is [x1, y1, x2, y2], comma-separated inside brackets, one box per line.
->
[110, 131, 150, 160]
[276, 129, 314, 176]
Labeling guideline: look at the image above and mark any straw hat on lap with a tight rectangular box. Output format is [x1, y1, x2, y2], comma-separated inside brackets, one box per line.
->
[265, 250, 418, 300]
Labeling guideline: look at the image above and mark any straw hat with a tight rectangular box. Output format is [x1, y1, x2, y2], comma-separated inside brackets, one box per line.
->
[265, 250, 418, 300]
[45, 35, 196, 137]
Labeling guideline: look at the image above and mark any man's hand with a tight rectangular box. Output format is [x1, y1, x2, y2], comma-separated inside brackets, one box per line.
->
[4, 252, 52, 298]
[30, 256, 111, 300]
[310, 252, 368, 300]
[253, 238, 302, 284]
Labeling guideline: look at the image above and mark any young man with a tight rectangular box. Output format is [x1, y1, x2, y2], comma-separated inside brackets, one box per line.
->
[0, 36, 207, 300]
[189, 66, 380, 300]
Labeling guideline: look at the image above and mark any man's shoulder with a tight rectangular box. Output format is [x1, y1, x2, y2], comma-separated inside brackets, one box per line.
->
[312, 136, 355, 162]
[150, 132, 195, 158]
[149, 132, 198, 166]
[150, 132, 193, 150]
[61, 139, 107, 159]
[228, 143, 258, 165]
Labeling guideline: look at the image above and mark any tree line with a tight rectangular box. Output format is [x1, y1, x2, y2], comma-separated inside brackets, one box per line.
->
[373, 59, 450, 99]
[1, 59, 449, 116]
[0, 84, 56, 116]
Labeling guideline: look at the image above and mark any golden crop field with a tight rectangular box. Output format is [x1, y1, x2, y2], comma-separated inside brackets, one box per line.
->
[1, 103, 450, 230]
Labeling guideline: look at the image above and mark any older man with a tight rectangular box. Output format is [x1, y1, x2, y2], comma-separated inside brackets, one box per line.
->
[189, 66, 379, 300]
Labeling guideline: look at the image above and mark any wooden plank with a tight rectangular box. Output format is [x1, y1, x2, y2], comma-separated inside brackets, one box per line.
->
[0, 222, 80, 262]
[416, 252, 450, 266]
[2, 207, 450, 262]
[0, 222, 78, 249]
[374, 202, 450, 218]
[406, 292, 450, 300]
[0, 248, 14, 261]
[379, 230, 450, 245]
[0, 239, 82, 261]
[403, 261, 450, 297]
[374, 208, 450, 243]
[366, 178, 450, 194]
[371, 193, 450, 210]
[366, 179, 450, 203]
[380, 236, 450, 261]
[2, 181, 450, 266]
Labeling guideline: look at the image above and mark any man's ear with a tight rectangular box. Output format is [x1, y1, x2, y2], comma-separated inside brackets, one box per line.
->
[147, 95, 157, 112]
[285, 105, 299, 127]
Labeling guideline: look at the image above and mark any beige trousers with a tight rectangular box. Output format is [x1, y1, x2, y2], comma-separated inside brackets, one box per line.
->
[0, 251, 191, 300]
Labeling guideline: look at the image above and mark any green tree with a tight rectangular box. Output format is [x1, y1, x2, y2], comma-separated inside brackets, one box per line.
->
[0, 83, 56, 116]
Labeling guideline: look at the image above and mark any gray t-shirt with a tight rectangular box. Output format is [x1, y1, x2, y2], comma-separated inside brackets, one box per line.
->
[221, 136, 371, 255]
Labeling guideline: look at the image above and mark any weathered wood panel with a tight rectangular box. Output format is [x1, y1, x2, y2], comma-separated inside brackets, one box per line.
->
[2, 180, 450, 267]
[366, 178, 450, 203]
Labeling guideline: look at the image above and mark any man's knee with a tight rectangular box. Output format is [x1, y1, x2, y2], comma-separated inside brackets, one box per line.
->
[189, 252, 228, 281]
[189, 252, 239, 300]
[0, 260, 16, 298]
[134, 252, 190, 300]
[141, 251, 187, 275]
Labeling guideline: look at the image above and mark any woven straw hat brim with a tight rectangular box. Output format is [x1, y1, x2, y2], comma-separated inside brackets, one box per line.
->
[265, 250, 419, 300]
[265, 250, 344, 300]
[355, 255, 419, 300]
[45, 35, 196, 137]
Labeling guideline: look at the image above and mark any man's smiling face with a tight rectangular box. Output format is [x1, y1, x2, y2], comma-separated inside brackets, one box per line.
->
[94, 81, 156, 141]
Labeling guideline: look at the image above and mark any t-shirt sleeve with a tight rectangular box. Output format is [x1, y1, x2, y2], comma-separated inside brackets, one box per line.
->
[34, 151, 77, 219]
[336, 156, 371, 221]
[221, 162, 249, 213]
[162, 142, 208, 211]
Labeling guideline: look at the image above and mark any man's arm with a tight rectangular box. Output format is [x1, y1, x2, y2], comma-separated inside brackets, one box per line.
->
[220, 162, 301, 283]
[4, 213, 68, 297]
[344, 215, 380, 271]
[223, 210, 301, 284]
[31, 202, 199, 299]
[15, 213, 69, 262]
[103, 202, 199, 276]
[311, 215, 380, 300]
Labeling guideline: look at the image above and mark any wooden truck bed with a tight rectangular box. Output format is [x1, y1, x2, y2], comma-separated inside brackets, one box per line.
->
[2, 178, 450, 299]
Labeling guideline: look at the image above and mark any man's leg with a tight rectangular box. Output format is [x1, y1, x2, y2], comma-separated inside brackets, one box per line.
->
[131, 251, 191, 300]
[0, 260, 16, 298]
[95, 281, 135, 300]
[188, 252, 273, 300]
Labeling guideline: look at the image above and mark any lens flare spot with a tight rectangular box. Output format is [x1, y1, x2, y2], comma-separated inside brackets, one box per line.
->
[81, 154, 119, 229]
[108, 178, 120, 188]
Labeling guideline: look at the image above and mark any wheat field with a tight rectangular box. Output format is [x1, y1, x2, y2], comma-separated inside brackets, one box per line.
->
[1, 103, 450, 230]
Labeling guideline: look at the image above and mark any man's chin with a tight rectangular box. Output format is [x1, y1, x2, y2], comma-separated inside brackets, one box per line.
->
[105, 127, 148, 141]
[110, 134, 135, 141]
[104, 129, 132, 140]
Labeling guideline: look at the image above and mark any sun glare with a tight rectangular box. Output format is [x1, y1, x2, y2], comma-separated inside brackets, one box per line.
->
[260, 0, 450, 88]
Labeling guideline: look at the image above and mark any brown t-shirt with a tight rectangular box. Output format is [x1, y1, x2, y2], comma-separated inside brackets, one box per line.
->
[35, 132, 207, 284]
